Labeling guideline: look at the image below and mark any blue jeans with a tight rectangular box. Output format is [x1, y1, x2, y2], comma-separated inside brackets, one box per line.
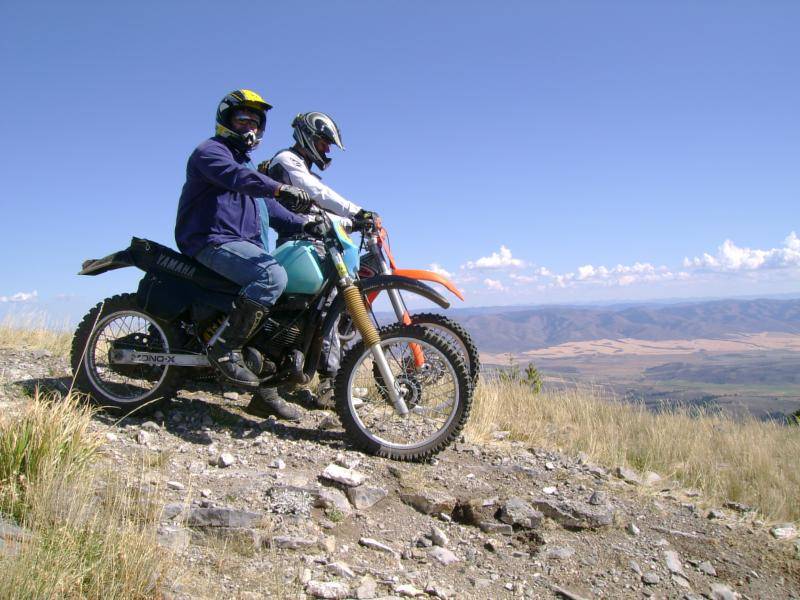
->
[195, 240, 287, 309]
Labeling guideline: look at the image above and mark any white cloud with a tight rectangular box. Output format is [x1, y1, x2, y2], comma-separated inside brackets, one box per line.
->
[0, 290, 38, 303]
[464, 246, 525, 270]
[684, 232, 800, 272]
[483, 278, 507, 292]
[428, 263, 453, 278]
[510, 273, 538, 284]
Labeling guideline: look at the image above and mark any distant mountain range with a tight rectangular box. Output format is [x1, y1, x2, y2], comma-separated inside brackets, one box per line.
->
[443, 298, 800, 353]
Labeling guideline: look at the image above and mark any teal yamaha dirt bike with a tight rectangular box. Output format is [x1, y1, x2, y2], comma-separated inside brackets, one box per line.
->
[71, 209, 473, 461]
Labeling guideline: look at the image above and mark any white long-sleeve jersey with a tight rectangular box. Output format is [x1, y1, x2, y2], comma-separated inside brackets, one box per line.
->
[268, 149, 361, 229]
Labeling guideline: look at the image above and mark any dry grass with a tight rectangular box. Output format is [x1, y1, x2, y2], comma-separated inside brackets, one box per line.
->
[0, 390, 174, 599]
[465, 376, 800, 523]
[0, 313, 72, 357]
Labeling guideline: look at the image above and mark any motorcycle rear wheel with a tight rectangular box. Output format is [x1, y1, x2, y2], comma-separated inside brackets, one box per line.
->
[334, 324, 472, 462]
[70, 293, 183, 414]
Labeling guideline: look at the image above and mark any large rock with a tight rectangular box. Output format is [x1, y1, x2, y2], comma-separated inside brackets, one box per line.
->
[401, 489, 457, 516]
[347, 486, 388, 510]
[185, 507, 265, 528]
[529, 498, 614, 530]
[497, 497, 543, 529]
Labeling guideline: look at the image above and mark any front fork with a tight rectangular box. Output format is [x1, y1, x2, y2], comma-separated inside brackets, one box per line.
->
[334, 248, 409, 416]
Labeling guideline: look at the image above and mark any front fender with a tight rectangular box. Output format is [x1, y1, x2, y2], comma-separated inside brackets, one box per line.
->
[320, 275, 451, 341]
[392, 268, 464, 302]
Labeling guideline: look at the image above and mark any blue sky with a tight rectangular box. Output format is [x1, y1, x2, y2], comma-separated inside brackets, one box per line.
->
[1, 1, 798, 323]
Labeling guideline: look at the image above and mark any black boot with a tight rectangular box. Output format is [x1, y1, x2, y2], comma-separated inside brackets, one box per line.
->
[245, 386, 303, 421]
[207, 297, 265, 388]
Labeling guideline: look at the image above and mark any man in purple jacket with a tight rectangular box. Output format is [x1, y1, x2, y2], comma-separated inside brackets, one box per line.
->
[175, 89, 318, 420]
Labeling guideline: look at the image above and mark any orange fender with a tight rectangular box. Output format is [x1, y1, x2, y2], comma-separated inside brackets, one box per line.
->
[392, 269, 464, 302]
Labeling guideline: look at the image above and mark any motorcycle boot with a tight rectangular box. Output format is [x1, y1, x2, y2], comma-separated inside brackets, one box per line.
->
[245, 386, 302, 421]
[207, 296, 266, 387]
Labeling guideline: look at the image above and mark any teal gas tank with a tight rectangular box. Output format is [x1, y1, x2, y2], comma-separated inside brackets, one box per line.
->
[273, 240, 325, 295]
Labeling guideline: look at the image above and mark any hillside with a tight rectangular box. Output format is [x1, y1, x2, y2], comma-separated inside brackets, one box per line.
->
[1, 341, 798, 598]
[453, 298, 800, 353]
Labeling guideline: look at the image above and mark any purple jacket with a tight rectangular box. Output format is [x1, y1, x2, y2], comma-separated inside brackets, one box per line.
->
[175, 137, 305, 257]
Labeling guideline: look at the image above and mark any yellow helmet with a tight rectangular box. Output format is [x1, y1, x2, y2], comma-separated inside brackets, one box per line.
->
[215, 89, 273, 152]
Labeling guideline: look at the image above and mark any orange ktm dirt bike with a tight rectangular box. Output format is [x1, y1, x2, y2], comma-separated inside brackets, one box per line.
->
[341, 217, 480, 385]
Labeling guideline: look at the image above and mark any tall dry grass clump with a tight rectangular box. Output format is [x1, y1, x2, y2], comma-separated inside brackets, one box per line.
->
[0, 390, 173, 599]
[466, 377, 800, 523]
[0, 313, 72, 356]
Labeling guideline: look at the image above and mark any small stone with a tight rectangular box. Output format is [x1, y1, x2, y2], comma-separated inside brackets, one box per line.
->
[429, 546, 459, 565]
[615, 466, 642, 485]
[325, 561, 355, 578]
[321, 463, 366, 487]
[478, 521, 514, 535]
[271, 535, 318, 550]
[643, 471, 662, 486]
[135, 430, 151, 445]
[156, 525, 190, 552]
[223, 391, 239, 401]
[709, 583, 738, 600]
[217, 452, 236, 468]
[395, 583, 425, 597]
[319, 415, 340, 430]
[641, 572, 660, 585]
[626, 522, 640, 536]
[200, 489, 212, 498]
[684, 488, 701, 497]
[588, 491, 608, 505]
[425, 584, 455, 600]
[346, 486, 388, 510]
[429, 525, 449, 547]
[529, 497, 614, 530]
[400, 489, 457, 515]
[664, 550, 684, 575]
[546, 546, 575, 560]
[672, 574, 691, 588]
[305, 580, 350, 599]
[269, 458, 286, 470]
[770, 523, 797, 540]
[334, 452, 360, 470]
[542, 486, 558, 495]
[698, 561, 717, 576]
[629, 560, 642, 575]
[355, 575, 377, 599]
[105, 432, 118, 442]
[723, 501, 754, 513]
[707, 509, 725, 520]
[141, 420, 161, 431]
[166, 481, 185, 491]
[359, 537, 398, 557]
[544, 461, 556, 470]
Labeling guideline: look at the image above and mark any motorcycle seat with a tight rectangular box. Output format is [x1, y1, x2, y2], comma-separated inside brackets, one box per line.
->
[128, 237, 240, 295]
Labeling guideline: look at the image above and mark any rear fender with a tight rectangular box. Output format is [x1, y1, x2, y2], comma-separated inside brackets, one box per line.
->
[78, 249, 135, 276]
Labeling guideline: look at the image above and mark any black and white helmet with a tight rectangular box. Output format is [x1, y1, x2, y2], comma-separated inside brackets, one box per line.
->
[292, 112, 344, 170]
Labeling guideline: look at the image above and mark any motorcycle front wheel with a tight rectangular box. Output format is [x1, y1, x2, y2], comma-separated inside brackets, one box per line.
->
[334, 324, 472, 462]
[70, 293, 183, 414]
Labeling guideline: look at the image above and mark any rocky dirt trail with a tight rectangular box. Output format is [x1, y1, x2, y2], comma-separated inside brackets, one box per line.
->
[1, 347, 799, 599]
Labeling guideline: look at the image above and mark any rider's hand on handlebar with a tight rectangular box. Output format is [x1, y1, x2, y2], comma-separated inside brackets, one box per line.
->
[353, 209, 380, 230]
[276, 185, 313, 214]
[302, 216, 328, 239]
